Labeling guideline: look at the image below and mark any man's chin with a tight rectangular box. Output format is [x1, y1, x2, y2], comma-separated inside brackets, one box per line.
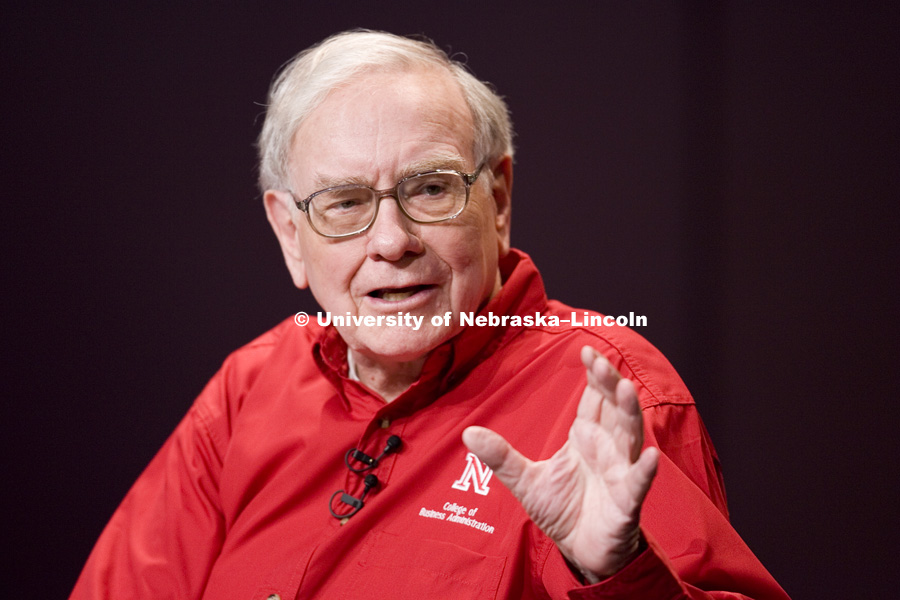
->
[343, 326, 458, 364]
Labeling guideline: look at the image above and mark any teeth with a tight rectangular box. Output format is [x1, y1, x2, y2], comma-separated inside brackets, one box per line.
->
[381, 290, 415, 302]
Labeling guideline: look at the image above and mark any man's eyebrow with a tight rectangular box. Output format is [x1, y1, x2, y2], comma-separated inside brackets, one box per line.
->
[311, 173, 370, 190]
[399, 154, 470, 177]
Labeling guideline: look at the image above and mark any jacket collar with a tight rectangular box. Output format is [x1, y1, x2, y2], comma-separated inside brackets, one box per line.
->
[314, 248, 548, 409]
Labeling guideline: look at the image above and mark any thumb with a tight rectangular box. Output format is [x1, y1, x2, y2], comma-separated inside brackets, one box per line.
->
[463, 426, 530, 491]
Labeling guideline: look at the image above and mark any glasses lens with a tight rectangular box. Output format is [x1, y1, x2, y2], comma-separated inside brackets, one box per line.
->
[309, 186, 376, 235]
[399, 172, 467, 221]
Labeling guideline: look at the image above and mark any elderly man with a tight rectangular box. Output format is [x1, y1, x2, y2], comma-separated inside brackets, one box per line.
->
[72, 31, 788, 599]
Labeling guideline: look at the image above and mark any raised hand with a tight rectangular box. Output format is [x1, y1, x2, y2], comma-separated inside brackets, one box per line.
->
[462, 345, 659, 582]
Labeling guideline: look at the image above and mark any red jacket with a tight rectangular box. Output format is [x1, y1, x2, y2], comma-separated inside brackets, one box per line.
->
[71, 249, 788, 599]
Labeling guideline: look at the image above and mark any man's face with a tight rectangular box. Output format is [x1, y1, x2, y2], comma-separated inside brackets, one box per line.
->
[266, 67, 511, 364]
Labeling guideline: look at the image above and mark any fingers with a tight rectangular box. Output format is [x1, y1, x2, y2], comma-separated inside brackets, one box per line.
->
[462, 426, 532, 496]
[615, 377, 645, 462]
[577, 346, 645, 463]
[577, 346, 620, 421]
[627, 446, 659, 504]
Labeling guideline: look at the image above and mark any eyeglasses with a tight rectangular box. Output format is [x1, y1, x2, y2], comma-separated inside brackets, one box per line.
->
[289, 164, 484, 238]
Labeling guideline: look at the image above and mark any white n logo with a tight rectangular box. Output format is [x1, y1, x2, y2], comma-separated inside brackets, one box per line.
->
[451, 452, 493, 495]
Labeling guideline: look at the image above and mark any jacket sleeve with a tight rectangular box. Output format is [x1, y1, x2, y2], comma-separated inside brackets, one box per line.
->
[540, 402, 791, 600]
[69, 371, 231, 599]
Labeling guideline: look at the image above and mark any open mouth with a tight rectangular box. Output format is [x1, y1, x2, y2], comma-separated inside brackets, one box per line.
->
[368, 285, 433, 302]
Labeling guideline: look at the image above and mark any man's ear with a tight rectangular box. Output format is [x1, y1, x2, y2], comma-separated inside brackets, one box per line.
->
[490, 155, 513, 257]
[263, 190, 309, 289]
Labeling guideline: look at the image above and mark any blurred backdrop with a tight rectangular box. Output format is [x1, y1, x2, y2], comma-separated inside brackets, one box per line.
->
[2, 2, 898, 597]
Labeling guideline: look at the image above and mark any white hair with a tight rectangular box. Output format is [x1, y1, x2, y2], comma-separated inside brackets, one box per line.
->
[257, 30, 514, 192]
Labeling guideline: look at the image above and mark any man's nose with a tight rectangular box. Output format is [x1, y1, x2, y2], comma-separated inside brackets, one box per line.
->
[365, 196, 424, 261]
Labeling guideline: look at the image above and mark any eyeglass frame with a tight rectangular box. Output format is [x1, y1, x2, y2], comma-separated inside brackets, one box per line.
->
[287, 163, 486, 239]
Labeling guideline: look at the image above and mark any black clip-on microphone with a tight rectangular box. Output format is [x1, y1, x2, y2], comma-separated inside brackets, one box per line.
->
[345, 434, 402, 473]
[329, 473, 379, 519]
[330, 435, 402, 520]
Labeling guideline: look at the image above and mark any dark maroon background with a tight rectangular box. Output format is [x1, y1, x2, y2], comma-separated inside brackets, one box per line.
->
[2, 3, 897, 597]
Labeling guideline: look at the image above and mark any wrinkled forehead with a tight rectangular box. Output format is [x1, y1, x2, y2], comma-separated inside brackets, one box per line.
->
[287, 66, 476, 182]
